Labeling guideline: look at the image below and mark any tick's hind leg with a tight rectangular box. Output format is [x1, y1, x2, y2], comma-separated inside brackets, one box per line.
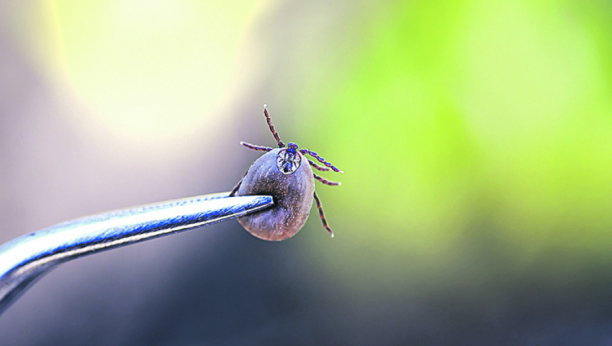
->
[229, 169, 250, 197]
[313, 173, 341, 186]
[313, 191, 334, 238]
[241, 142, 273, 152]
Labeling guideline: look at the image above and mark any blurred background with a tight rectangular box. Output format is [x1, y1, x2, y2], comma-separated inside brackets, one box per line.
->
[1, 0, 612, 344]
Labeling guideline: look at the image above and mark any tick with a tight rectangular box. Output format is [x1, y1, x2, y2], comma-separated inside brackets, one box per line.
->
[230, 105, 343, 241]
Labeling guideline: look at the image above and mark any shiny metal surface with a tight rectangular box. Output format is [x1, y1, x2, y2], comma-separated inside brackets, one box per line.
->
[0, 192, 273, 315]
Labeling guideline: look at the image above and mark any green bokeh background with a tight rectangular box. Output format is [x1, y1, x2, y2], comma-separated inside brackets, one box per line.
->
[291, 0, 612, 299]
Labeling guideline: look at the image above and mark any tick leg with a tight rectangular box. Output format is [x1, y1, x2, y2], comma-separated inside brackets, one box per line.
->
[263, 104, 285, 148]
[308, 159, 330, 172]
[313, 173, 341, 186]
[300, 149, 344, 173]
[313, 191, 334, 238]
[240, 142, 273, 152]
[229, 169, 250, 197]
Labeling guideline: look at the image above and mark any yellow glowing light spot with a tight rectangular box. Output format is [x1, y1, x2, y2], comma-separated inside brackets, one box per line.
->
[39, 0, 262, 140]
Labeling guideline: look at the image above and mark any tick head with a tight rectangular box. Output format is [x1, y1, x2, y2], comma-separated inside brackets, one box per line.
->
[286, 142, 298, 154]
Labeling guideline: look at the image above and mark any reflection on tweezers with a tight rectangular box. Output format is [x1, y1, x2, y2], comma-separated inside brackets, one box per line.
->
[0, 192, 273, 315]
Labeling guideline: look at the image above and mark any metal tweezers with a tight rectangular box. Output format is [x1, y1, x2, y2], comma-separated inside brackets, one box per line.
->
[0, 192, 273, 315]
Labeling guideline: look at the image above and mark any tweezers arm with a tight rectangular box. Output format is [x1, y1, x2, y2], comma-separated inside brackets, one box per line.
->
[0, 192, 273, 315]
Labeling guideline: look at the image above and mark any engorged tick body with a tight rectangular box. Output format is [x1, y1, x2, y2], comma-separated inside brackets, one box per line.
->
[230, 105, 343, 241]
